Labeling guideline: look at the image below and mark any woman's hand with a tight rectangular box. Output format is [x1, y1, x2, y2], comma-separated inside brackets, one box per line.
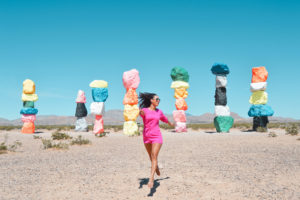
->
[168, 121, 175, 127]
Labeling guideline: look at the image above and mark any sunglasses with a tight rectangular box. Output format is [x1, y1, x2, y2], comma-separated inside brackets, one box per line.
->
[154, 98, 160, 102]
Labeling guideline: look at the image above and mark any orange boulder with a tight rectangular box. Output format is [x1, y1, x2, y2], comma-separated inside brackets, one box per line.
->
[21, 122, 35, 134]
[174, 88, 188, 99]
[252, 66, 268, 83]
[123, 88, 138, 105]
[175, 98, 188, 110]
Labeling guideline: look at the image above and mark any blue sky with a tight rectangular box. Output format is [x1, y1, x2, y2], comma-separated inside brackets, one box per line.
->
[0, 0, 299, 120]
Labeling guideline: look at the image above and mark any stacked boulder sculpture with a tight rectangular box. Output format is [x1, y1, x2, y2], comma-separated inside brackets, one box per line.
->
[21, 79, 38, 134]
[170, 67, 189, 132]
[248, 66, 274, 131]
[211, 63, 234, 133]
[89, 80, 108, 136]
[75, 90, 88, 132]
[122, 69, 140, 136]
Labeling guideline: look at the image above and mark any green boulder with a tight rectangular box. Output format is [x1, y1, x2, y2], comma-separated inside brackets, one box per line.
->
[214, 116, 234, 133]
[170, 67, 189, 82]
[23, 101, 34, 108]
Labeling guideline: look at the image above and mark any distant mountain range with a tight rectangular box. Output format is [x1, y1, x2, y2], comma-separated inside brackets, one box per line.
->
[0, 110, 299, 126]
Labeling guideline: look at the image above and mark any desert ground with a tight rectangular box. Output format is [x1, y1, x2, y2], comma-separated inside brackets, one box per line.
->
[0, 129, 300, 200]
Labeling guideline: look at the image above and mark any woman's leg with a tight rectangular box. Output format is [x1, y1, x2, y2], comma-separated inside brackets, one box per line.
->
[144, 143, 152, 161]
[148, 143, 162, 188]
[144, 143, 160, 176]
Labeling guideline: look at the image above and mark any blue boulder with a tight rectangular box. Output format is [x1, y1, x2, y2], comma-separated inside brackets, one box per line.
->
[211, 63, 230, 75]
[248, 105, 274, 117]
[92, 88, 108, 102]
[20, 108, 38, 115]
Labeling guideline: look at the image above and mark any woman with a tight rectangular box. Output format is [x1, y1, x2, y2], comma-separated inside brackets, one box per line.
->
[139, 92, 174, 188]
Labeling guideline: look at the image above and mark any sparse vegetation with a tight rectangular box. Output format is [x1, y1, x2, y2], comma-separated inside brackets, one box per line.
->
[268, 132, 277, 137]
[285, 124, 299, 136]
[0, 126, 22, 131]
[33, 135, 41, 139]
[41, 139, 69, 150]
[256, 127, 268, 132]
[0, 142, 8, 154]
[0, 134, 22, 154]
[0, 122, 299, 133]
[187, 123, 215, 130]
[233, 123, 252, 129]
[71, 135, 91, 145]
[51, 131, 72, 140]
[8, 140, 22, 152]
[159, 124, 174, 130]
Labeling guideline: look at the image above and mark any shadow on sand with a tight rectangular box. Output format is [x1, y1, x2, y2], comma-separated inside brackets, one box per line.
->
[241, 129, 254, 133]
[204, 131, 217, 134]
[138, 177, 170, 197]
[34, 131, 44, 134]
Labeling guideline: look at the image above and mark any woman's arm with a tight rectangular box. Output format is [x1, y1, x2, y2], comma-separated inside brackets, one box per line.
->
[167, 121, 174, 127]
[160, 110, 174, 126]
[140, 109, 145, 119]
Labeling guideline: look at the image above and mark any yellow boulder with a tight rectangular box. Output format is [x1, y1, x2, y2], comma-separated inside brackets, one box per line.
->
[23, 79, 35, 94]
[22, 93, 38, 102]
[174, 88, 188, 99]
[249, 91, 268, 105]
[89, 80, 108, 88]
[124, 105, 139, 121]
[170, 81, 189, 89]
[123, 121, 139, 136]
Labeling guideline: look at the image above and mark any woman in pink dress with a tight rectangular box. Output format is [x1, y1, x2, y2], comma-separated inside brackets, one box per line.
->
[139, 92, 174, 188]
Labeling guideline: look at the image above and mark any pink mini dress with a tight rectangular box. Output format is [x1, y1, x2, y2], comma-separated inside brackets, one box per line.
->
[140, 108, 169, 144]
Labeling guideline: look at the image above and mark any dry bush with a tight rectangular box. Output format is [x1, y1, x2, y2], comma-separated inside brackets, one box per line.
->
[0, 126, 21, 131]
[51, 131, 72, 140]
[71, 135, 91, 145]
[257, 127, 268, 132]
[268, 132, 277, 137]
[0, 142, 7, 154]
[233, 123, 252, 129]
[0, 135, 22, 154]
[41, 139, 69, 150]
[285, 124, 299, 136]
[33, 135, 41, 139]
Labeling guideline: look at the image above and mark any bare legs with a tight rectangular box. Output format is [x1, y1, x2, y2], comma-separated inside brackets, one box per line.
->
[144, 143, 162, 188]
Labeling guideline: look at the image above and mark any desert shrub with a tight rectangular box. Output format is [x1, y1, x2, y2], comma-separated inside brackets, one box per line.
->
[56, 126, 74, 131]
[8, 140, 22, 152]
[187, 123, 215, 130]
[108, 125, 123, 132]
[33, 135, 41, 139]
[41, 139, 53, 149]
[0, 142, 7, 154]
[285, 124, 299, 136]
[159, 124, 173, 130]
[0, 126, 22, 131]
[88, 125, 93, 131]
[268, 123, 283, 129]
[233, 123, 252, 129]
[257, 127, 268, 132]
[0, 139, 22, 154]
[41, 139, 69, 150]
[268, 132, 277, 137]
[51, 131, 72, 140]
[36, 125, 74, 131]
[71, 135, 91, 145]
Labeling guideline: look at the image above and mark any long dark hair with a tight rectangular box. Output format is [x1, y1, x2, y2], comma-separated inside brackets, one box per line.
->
[139, 92, 156, 109]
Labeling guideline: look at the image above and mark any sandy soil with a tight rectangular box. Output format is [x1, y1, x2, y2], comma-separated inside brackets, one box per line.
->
[0, 129, 300, 200]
